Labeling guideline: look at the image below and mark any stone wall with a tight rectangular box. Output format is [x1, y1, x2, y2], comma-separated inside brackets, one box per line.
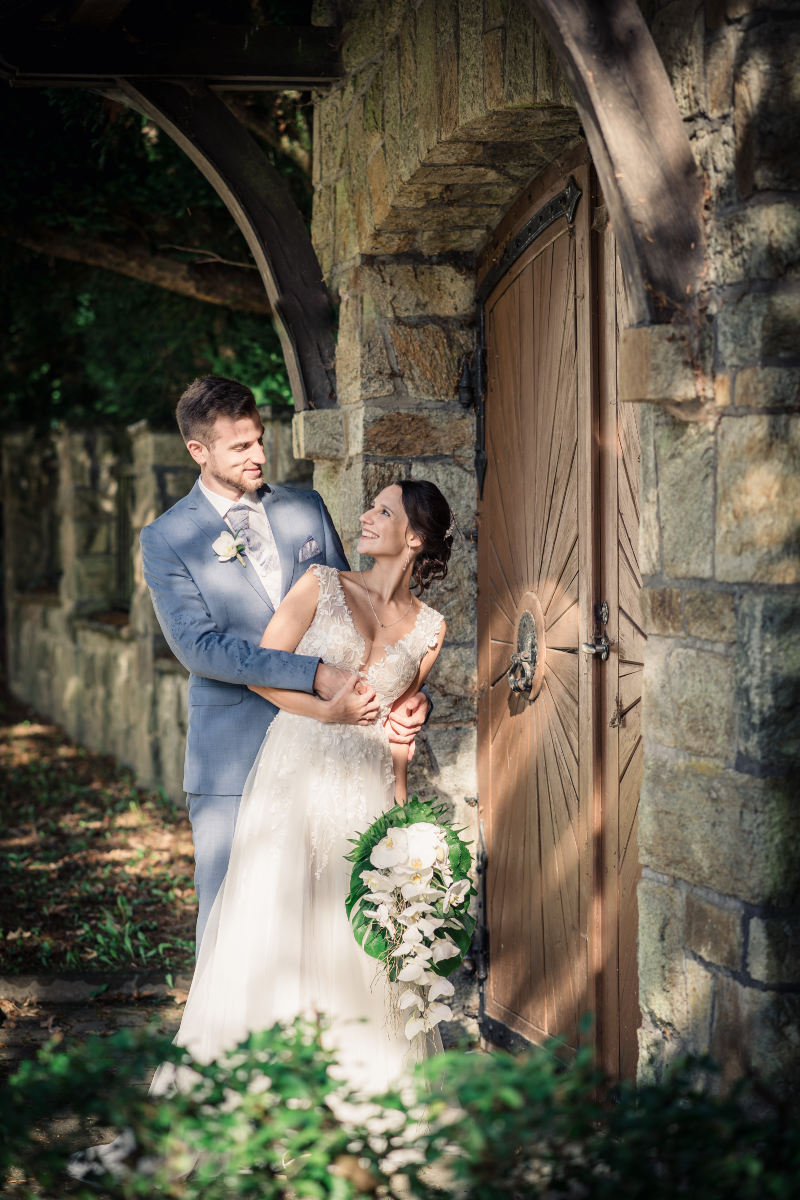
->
[622, 1, 800, 1091]
[309, 0, 800, 1080]
[3, 407, 308, 801]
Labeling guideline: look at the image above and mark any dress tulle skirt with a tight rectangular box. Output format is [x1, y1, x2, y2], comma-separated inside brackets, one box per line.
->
[153, 710, 440, 1098]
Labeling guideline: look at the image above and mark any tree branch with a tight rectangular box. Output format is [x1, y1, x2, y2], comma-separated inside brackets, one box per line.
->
[2, 225, 272, 315]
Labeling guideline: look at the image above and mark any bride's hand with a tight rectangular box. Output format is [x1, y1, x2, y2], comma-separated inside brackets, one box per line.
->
[323, 674, 380, 725]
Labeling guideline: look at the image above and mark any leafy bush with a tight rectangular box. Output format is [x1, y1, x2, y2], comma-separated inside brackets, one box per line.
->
[1, 1019, 798, 1199]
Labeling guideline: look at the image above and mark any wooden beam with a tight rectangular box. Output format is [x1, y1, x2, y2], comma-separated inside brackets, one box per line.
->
[523, 0, 705, 324]
[115, 79, 335, 410]
[0, 23, 340, 89]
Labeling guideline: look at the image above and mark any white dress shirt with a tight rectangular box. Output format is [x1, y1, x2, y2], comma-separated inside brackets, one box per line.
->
[199, 477, 282, 607]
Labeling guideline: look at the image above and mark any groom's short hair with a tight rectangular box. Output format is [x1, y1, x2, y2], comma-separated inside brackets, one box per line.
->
[176, 376, 259, 446]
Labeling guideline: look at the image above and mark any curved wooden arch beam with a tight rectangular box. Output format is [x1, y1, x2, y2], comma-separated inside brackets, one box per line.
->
[524, 0, 705, 324]
[117, 79, 336, 409]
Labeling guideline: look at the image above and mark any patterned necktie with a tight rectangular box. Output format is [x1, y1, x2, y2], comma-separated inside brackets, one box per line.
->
[226, 504, 274, 576]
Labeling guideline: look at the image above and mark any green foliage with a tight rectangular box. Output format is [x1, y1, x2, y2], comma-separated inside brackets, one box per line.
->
[0, 86, 300, 428]
[1, 1019, 798, 1199]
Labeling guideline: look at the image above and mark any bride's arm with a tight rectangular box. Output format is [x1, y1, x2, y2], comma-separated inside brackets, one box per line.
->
[389, 620, 447, 803]
[248, 571, 380, 726]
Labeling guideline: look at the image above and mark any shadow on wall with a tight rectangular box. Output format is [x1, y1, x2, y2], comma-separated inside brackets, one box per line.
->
[1, 408, 310, 800]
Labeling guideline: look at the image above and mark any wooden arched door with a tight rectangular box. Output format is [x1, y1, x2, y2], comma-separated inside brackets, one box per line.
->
[476, 161, 644, 1078]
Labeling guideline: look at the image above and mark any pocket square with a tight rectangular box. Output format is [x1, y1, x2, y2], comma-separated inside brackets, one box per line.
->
[298, 536, 321, 562]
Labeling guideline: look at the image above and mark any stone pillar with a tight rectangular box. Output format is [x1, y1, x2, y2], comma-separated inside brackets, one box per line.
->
[55, 427, 121, 616]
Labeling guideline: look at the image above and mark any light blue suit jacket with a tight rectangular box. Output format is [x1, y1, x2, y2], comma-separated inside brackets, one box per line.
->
[140, 480, 348, 796]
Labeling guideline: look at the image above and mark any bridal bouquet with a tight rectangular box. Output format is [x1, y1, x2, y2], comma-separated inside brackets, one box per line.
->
[345, 796, 475, 1041]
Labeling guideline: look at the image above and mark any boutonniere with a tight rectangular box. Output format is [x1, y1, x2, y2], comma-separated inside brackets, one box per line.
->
[212, 530, 246, 566]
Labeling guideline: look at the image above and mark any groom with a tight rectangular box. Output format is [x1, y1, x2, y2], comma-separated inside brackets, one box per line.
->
[140, 376, 429, 947]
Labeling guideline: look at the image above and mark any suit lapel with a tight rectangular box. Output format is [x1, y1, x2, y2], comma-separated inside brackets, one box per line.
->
[185, 481, 274, 612]
[261, 487, 296, 600]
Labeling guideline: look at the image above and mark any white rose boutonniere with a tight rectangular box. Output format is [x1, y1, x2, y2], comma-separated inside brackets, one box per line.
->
[212, 530, 246, 566]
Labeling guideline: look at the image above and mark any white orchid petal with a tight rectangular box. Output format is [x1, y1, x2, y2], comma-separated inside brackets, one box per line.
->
[404, 1016, 426, 1040]
[398, 989, 424, 1011]
[424, 1002, 453, 1026]
[428, 977, 455, 1002]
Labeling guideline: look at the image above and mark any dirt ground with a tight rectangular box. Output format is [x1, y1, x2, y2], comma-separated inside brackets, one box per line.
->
[0, 682, 196, 978]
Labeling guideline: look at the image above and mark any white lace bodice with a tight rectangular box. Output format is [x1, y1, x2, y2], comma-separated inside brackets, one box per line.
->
[296, 565, 443, 721]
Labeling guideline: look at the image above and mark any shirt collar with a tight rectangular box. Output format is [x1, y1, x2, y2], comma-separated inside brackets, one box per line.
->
[198, 477, 267, 519]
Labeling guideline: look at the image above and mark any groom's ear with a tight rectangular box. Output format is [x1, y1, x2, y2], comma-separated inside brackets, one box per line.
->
[186, 438, 208, 467]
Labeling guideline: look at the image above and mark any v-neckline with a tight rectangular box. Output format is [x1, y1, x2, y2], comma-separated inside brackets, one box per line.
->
[329, 568, 423, 677]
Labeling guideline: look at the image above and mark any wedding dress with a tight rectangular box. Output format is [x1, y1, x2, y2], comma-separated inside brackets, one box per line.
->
[155, 565, 445, 1097]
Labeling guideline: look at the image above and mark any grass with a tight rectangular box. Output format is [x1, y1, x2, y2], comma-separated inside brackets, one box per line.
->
[0, 685, 196, 976]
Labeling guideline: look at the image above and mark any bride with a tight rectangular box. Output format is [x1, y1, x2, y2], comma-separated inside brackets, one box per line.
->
[152, 477, 451, 1096]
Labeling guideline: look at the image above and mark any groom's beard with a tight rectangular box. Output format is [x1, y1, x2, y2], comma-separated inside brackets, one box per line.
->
[208, 464, 264, 495]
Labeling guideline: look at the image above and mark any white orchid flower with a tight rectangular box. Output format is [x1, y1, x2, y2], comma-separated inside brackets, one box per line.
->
[399, 901, 437, 919]
[398, 989, 424, 1012]
[432, 937, 460, 963]
[212, 530, 246, 565]
[400, 874, 435, 901]
[428, 976, 455, 1002]
[403, 823, 442, 870]
[370, 826, 408, 869]
[360, 867, 390, 891]
[364, 890, 396, 906]
[443, 878, 471, 912]
[398, 959, 435, 983]
[404, 1000, 453, 1040]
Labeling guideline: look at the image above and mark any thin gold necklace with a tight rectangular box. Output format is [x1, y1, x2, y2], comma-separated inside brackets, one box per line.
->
[359, 570, 413, 629]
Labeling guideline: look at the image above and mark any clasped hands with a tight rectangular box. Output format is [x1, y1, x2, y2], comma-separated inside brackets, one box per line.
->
[314, 661, 428, 755]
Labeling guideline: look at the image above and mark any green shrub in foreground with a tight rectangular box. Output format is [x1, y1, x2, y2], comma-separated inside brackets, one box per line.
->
[1, 1018, 798, 1199]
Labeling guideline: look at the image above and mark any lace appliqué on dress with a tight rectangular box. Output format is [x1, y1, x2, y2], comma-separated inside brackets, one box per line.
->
[250, 566, 442, 879]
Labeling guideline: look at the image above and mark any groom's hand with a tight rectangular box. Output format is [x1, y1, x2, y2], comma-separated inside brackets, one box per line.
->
[313, 661, 357, 700]
[386, 691, 430, 762]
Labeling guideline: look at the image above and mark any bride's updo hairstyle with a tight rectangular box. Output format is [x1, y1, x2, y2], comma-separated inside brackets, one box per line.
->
[398, 479, 454, 593]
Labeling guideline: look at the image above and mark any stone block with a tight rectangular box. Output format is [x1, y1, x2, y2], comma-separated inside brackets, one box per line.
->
[424, 546, 476, 645]
[651, 0, 706, 119]
[426, 642, 477, 723]
[504, 0, 535, 107]
[409, 721, 477, 806]
[366, 146, 390, 226]
[341, 4, 383, 71]
[736, 592, 800, 774]
[435, 0, 459, 140]
[747, 915, 800, 986]
[618, 326, 701, 406]
[357, 261, 474, 318]
[716, 290, 800, 369]
[690, 116, 738, 210]
[685, 889, 743, 971]
[672, 645, 736, 759]
[336, 288, 395, 404]
[640, 587, 683, 636]
[483, 27, 504, 111]
[734, 20, 800, 195]
[710, 975, 800, 1095]
[639, 753, 799, 904]
[641, 638, 676, 748]
[457, 0, 484, 127]
[637, 875, 686, 1029]
[390, 323, 474, 400]
[362, 406, 472, 457]
[418, 227, 485, 254]
[416, 0, 437, 160]
[655, 418, 715, 579]
[711, 203, 800, 288]
[292, 409, 346, 462]
[684, 588, 735, 642]
[715, 414, 800, 584]
[638, 404, 661, 577]
[734, 366, 800, 410]
[704, 25, 737, 118]
[397, 6, 417, 116]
